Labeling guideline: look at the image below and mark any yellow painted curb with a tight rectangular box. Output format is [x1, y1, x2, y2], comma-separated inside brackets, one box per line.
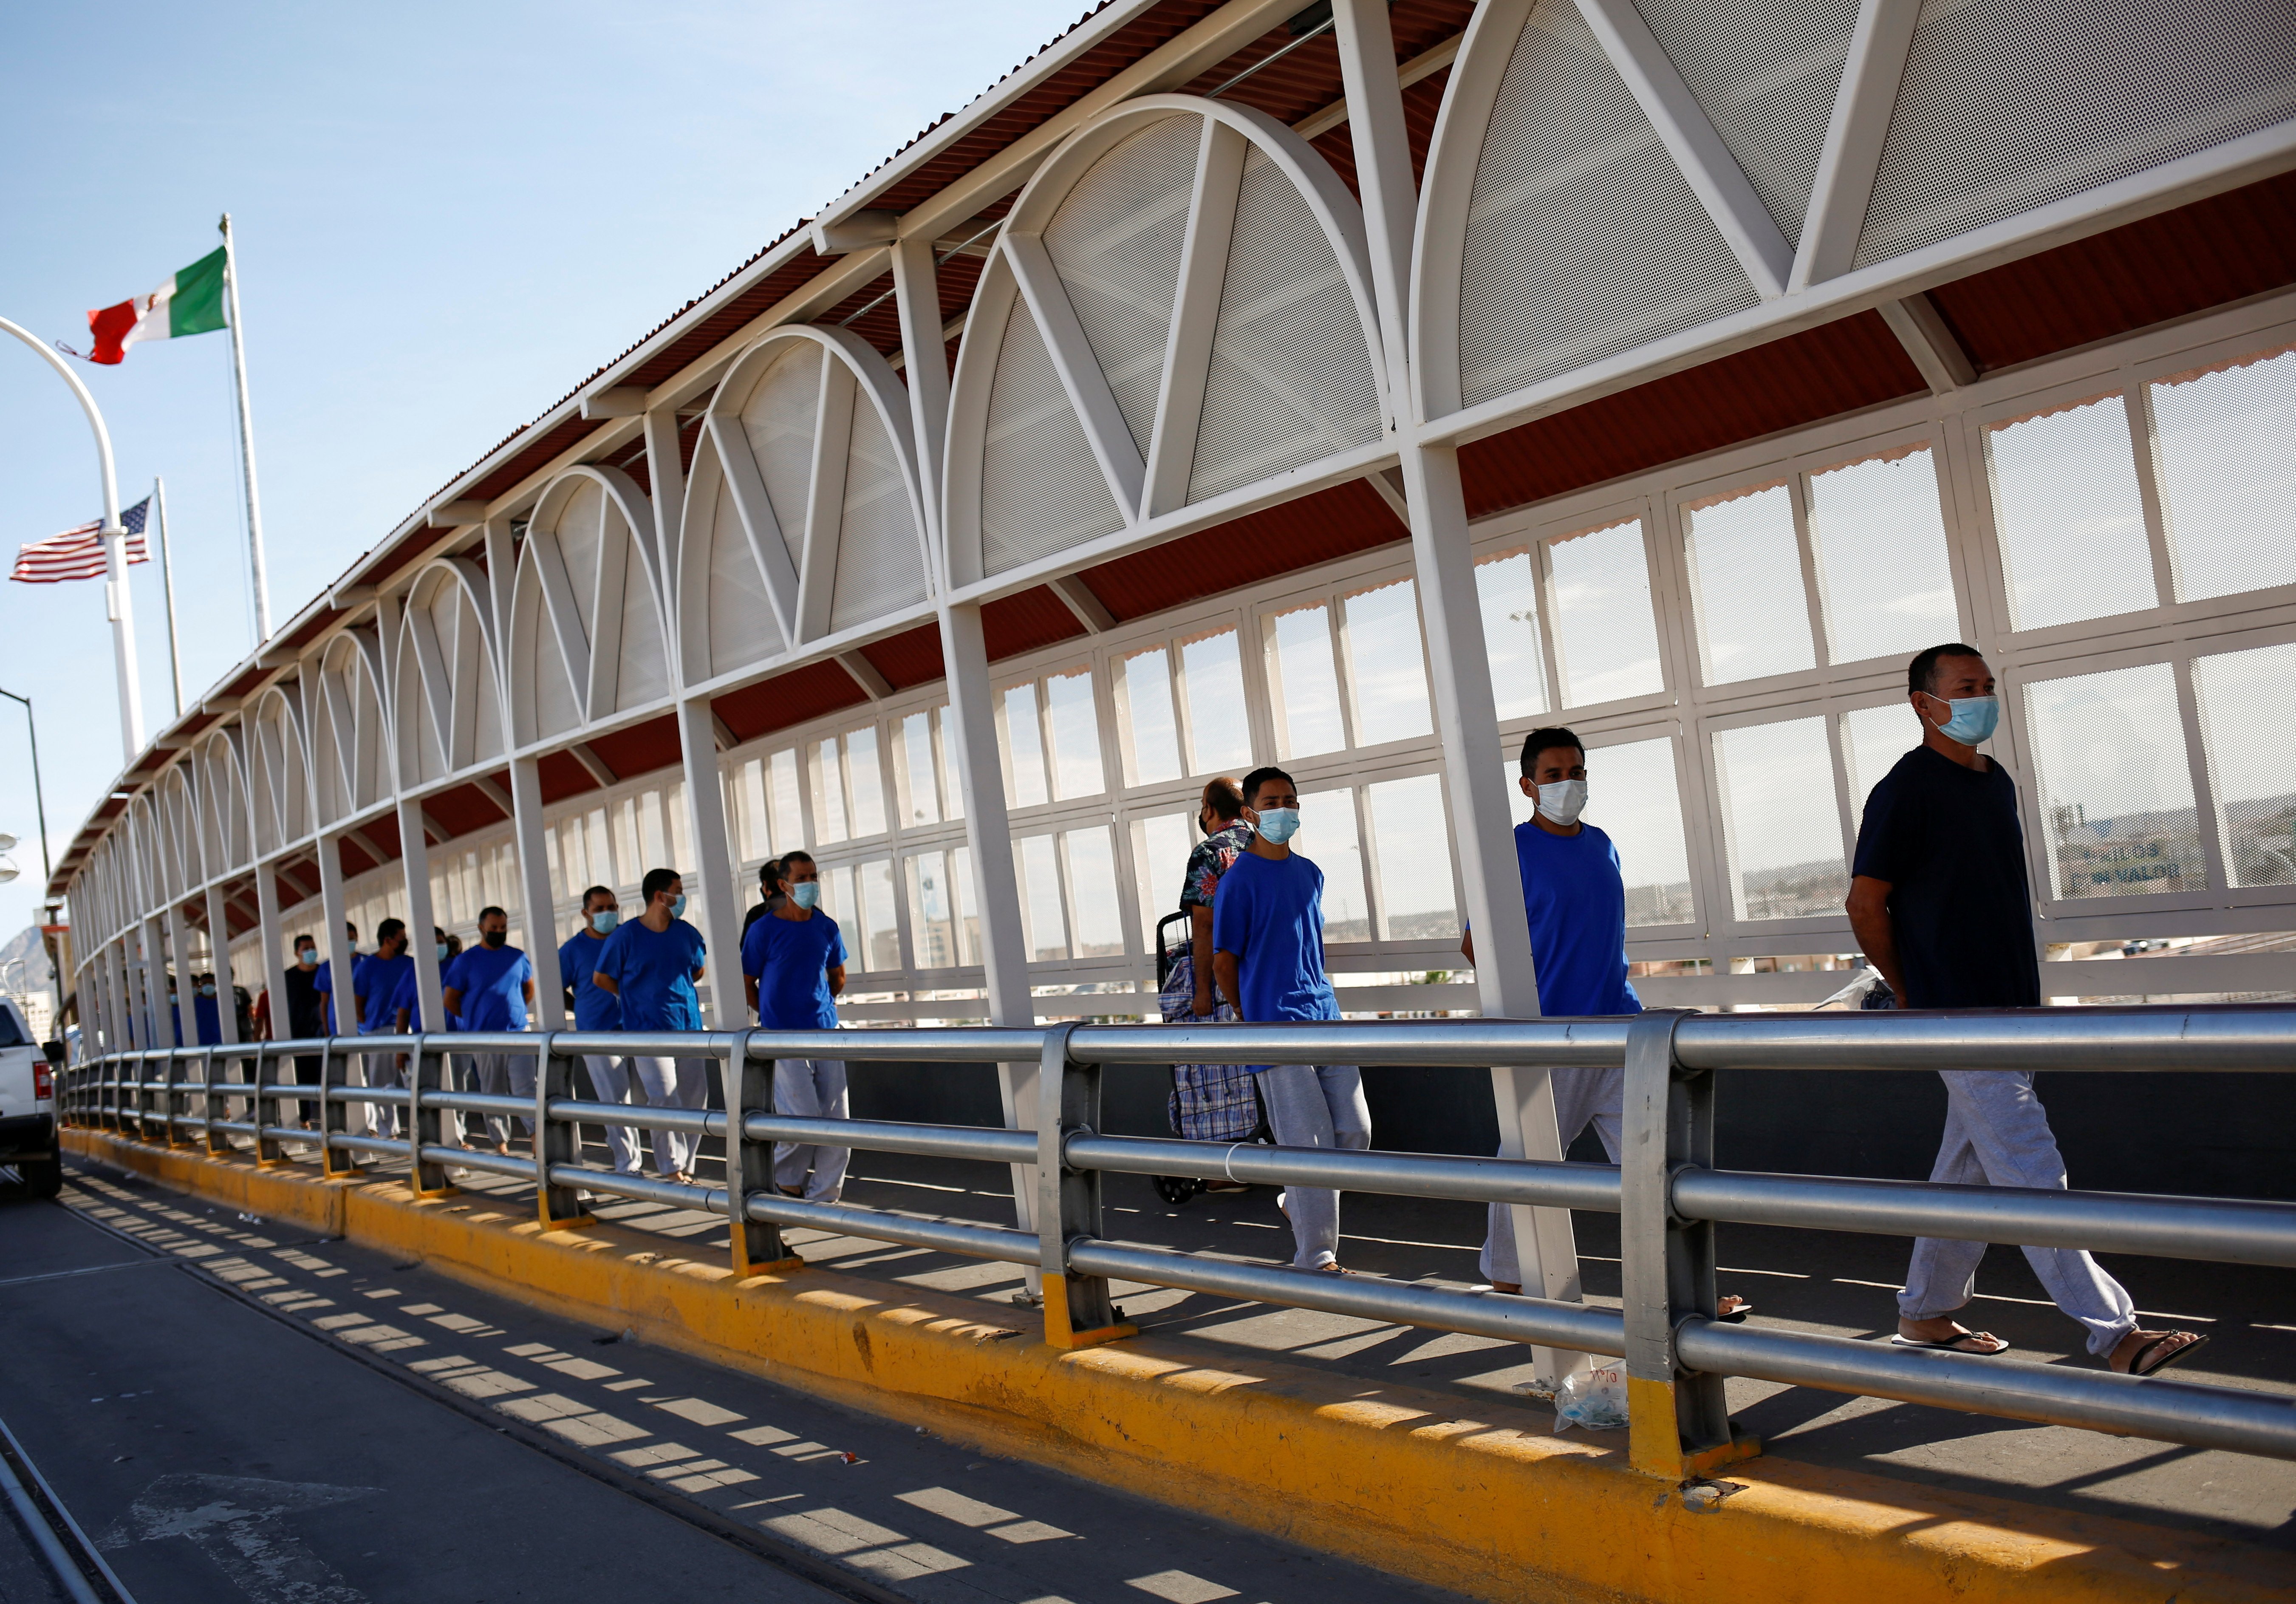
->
[67, 1128, 2294, 1604]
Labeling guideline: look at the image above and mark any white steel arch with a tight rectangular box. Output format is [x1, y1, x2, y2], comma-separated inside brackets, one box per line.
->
[944, 93, 1389, 591]
[311, 628, 392, 828]
[395, 558, 506, 787]
[684, 323, 933, 686]
[509, 465, 672, 748]
[249, 683, 314, 857]
[196, 727, 251, 879]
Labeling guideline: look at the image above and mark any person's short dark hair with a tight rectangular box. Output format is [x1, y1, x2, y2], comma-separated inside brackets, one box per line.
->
[640, 867, 681, 906]
[433, 926, 448, 942]
[291, 934, 315, 952]
[1519, 727, 1585, 776]
[758, 857, 782, 888]
[1202, 778, 1244, 823]
[376, 918, 406, 944]
[1909, 642, 1984, 697]
[345, 921, 359, 941]
[580, 884, 614, 909]
[1239, 767, 1295, 806]
[776, 851, 816, 889]
[477, 905, 507, 924]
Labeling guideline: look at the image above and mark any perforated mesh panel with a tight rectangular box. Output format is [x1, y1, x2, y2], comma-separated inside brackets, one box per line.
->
[1188, 148, 1381, 505]
[611, 548, 670, 713]
[1457, 0, 1759, 410]
[831, 400, 927, 631]
[1635, 0, 1858, 243]
[981, 290, 1126, 575]
[517, 560, 581, 739]
[706, 465, 782, 678]
[554, 479, 604, 626]
[1044, 113, 1200, 458]
[1856, 0, 2296, 267]
[740, 343, 823, 570]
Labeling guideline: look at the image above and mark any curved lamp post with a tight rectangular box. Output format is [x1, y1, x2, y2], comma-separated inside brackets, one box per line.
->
[0, 316, 145, 763]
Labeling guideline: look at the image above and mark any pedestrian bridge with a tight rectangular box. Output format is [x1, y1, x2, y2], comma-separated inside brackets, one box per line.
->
[57, 1005, 2296, 1604]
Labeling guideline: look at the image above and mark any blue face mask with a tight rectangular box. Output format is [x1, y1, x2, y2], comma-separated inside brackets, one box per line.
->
[1930, 694, 1999, 745]
[1253, 807, 1301, 845]
[590, 910, 619, 934]
[668, 894, 687, 919]
[435, 942, 450, 962]
[789, 881, 821, 910]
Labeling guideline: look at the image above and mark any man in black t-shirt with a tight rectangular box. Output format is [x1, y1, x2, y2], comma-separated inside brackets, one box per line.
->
[741, 858, 785, 941]
[1847, 644, 2204, 1377]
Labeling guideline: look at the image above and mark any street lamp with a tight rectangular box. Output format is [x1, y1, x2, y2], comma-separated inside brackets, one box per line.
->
[0, 689, 64, 1034]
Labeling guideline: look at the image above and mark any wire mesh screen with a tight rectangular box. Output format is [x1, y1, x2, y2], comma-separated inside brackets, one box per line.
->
[1854, 0, 2296, 268]
[980, 290, 1127, 576]
[830, 400, 926, 633]
[1683, 481, 1816, 684]
[1457, 0, 1758, 410]
[739, 342, 824, 572]
[702, 461, 783, 678]
[1043, 113, 1200, 459]
[1634, 0, 1859, 244]
[1187, 147, 1381, 506]
[2190, 641, 2296, 889]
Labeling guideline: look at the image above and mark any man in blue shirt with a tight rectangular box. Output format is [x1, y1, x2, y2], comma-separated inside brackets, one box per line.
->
[1462, 729, 1752, 1316]
[354, 919, 412, 1139]
[445, 905, 537, 1155]
[594, 868, 710, 1184]
[741, 851, 850, 1202]
[558, 885, 641, 1174]
[311, 921, 356, 1036]
[1211, 767, 1369, 1273]
[191, 973, 224, 1046]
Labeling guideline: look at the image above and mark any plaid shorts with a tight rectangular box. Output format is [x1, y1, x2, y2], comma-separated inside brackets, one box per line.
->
[1159, 948, 1261, 1143]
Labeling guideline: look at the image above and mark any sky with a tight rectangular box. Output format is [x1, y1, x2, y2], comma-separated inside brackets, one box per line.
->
[0, 0, 1094, 941]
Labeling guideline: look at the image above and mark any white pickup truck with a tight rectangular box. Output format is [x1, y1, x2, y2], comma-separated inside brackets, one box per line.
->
[0, 996, 61, 1197]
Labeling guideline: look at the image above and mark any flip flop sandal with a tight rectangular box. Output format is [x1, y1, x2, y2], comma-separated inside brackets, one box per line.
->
[2126, 1332, 2210, 1377]
[1715, 1300, 1755, 1323]
[1890, 1332, 2012, 1355]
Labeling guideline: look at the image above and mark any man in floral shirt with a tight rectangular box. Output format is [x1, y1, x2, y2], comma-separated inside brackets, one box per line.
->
[1159, 778, 1259, 1155]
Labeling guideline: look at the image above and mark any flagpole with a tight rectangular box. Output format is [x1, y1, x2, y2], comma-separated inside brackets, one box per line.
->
[0, 315, 145, 761]
[153, 476, 184, 716]
[217, 213, 272, 642]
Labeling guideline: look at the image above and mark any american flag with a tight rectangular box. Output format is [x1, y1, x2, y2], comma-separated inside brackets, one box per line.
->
[9, 496, 153, 584]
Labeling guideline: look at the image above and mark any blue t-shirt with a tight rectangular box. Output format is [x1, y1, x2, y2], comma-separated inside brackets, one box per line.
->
[444, 944, 532, 1032]
[742, 911, 846, 1030]
[594, 918, 707, 1031]
[193, 993, 222, 1046]
[1210, 850, 1338, 1070]
[557, 931, 623, 1031]
[1512, 821, 1641, 1017]
[312, 959, 339, 1034]
[358, 953, 412, 1033]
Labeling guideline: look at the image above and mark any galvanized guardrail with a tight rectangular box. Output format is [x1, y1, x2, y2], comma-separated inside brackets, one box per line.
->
[59, 1004, 2296, 1476]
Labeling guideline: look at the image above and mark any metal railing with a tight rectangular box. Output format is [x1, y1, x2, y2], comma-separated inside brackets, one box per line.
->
[59, 1004, 2296, 1476]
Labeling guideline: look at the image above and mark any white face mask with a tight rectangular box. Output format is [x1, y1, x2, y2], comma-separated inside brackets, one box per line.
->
[1536, 779, 1588, 827]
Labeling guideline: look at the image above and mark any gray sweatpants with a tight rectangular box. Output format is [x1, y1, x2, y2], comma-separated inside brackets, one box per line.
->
[361, 1050, 402, 1140]
[625, 1055, 710, 1178]
[1480, 1064, 1623, 1286]
[1900, 1069, 2136, 1357]
[472, 1052, 537, 1149]
[1257, 1064, 1371, 1269]
[772, 1058, 850, 1201]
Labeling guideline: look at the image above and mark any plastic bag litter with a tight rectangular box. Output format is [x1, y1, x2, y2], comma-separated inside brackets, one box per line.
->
[1816, 968, 1896, 1010]
[1553, 1362, 1629, 1431]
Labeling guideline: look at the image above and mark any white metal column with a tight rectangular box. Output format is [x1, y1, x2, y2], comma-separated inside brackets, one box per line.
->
[396, 801, 447, 1032]
[254, 861, 291, 1042]
[144, 915, 180, 1049]
[507, 758, 567, 1031]
[676, 700, 746, 1030]
[1335, 0, 1583, 1381]
[201, 887, 242, 1046]
[166, 904, 201, 1048]
[938, 601, 1038, 1239]
[316, 832, 354, 1035]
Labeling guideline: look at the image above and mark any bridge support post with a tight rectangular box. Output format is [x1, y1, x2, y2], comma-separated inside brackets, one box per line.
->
[1622, 1009, 1758, 1478]
[534, 1035, 593, 1231]
[201, 1047, 227, 1156]
[1037, 1024, 1135, 1349]
[727, 1030, 802, 1276]
[320, 1040, 361, 1178]
[410, 1035, 456, 1199]
[254, 1044, 285, 1164]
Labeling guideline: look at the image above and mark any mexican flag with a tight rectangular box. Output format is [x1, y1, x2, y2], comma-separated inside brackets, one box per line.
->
[80, 246, 228, 365]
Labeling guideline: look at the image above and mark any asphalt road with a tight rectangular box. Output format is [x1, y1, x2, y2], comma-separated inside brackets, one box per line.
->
[0, 1160, 1458, 1604]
